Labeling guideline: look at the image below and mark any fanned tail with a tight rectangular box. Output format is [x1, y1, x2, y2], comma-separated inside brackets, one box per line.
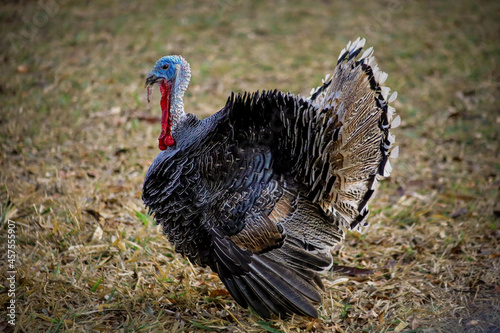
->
[303, 37, 399, 231]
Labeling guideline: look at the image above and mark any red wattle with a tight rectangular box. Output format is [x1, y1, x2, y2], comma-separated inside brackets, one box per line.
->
[165, 135, 175, 146]
[158, 81, 175, 150]
[158, 132, 167, 150]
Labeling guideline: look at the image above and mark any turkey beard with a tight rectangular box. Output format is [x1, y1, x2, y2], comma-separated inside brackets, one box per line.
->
[147, 80, 174, 150]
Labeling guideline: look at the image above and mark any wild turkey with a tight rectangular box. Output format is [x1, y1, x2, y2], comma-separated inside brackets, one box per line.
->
[143, 38, 399, 319]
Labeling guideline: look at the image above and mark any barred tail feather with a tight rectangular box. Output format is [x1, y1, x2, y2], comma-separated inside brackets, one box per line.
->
[305, 37, 398, 231]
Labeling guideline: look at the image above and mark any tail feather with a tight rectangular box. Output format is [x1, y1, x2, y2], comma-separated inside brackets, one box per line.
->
[304, 37, 398, 231]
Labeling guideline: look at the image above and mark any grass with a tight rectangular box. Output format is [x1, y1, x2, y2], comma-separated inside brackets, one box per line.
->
[1, 0, 499, 332]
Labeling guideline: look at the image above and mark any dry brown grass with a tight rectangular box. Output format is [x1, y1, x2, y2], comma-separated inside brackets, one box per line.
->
[1, 0, 499, 332]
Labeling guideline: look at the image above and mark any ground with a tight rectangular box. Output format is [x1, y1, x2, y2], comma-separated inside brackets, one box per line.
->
[0, 0, 499, 332]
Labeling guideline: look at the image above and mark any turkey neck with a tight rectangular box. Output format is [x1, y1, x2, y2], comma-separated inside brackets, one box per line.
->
[158, 61, 191, 150]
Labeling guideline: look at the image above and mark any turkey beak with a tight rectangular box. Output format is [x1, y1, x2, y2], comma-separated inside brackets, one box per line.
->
[145, 73, 159, 88]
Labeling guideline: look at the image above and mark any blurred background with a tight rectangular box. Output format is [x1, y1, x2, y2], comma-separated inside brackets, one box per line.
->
[1, 0, 499, 332]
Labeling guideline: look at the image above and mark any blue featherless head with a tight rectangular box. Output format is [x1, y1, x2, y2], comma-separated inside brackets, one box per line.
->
[146, 55, 187, 85]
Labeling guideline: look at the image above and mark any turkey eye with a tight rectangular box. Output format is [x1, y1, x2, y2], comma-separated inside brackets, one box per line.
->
[162, 64, 169, 70]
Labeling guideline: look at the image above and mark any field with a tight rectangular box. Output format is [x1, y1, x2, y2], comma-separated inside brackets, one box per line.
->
[1, 0, 499, 332]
